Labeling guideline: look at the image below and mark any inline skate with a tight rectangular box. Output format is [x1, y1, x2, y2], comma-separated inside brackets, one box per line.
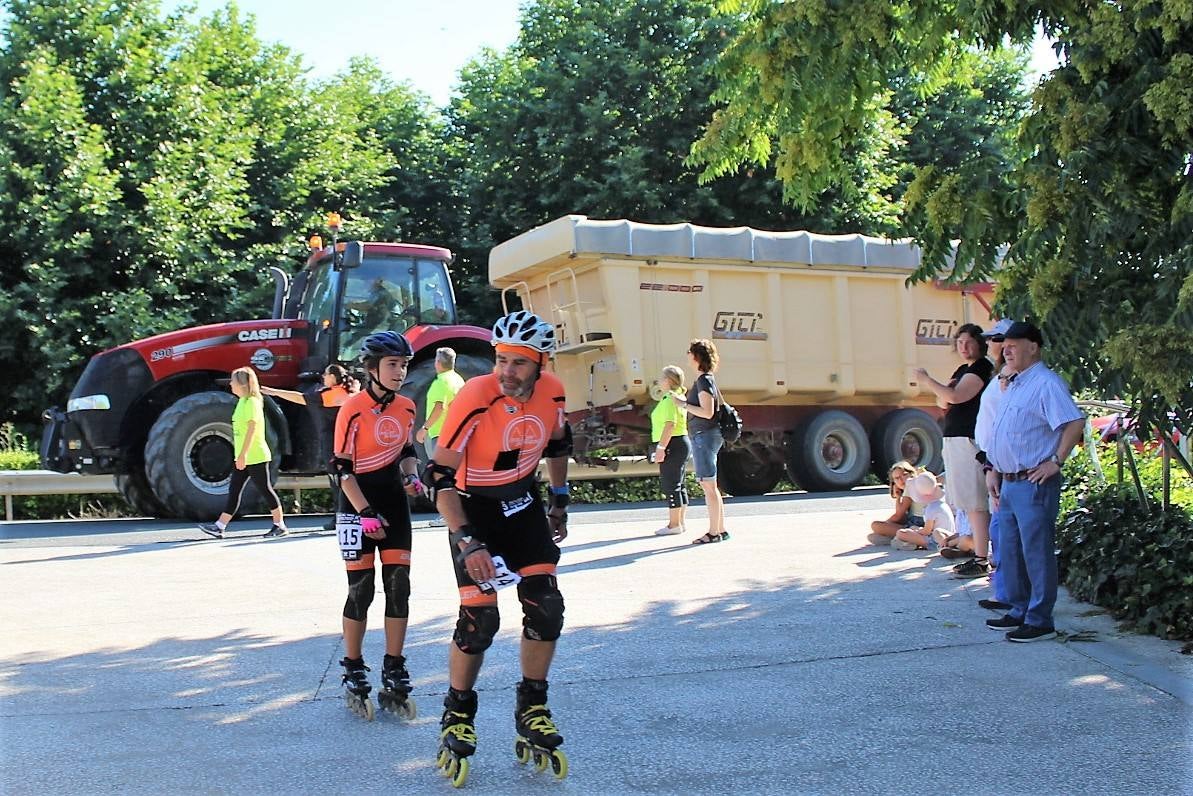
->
[436, 688, 477, 788]
[513, 679, 567, 780]
[340, 657, 375, 721]
[377, 654, 416, 719]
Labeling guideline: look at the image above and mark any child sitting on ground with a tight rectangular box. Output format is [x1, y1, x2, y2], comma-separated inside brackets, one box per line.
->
[892, 471, 954, 550]
[867, 461, 921, 545]
[938, 506, 975, 559]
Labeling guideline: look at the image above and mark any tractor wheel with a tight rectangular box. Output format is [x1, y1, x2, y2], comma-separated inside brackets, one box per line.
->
[400, 353, 494, 512]
[869, 408, 943, 477]
[717, 443, 784, 496]
[116, 465, 172, 518]
[145, 392, 280, 520]
[785, 410, 871, 492]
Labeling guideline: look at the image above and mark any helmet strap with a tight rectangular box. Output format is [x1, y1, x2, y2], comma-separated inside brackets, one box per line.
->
[366, 373, 396, 410]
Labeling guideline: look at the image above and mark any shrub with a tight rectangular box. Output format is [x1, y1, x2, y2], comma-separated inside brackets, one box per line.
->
[1057, 443, 1193, 640]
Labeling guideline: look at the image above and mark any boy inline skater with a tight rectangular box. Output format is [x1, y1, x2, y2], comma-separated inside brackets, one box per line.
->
[331, 331, 425, 720]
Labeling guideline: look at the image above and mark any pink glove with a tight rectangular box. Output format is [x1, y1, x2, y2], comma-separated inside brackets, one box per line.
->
[361, 515, 385, 539]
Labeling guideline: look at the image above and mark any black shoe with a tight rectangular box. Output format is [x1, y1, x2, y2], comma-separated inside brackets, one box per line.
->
[979, 599, 1013, 611]
[986, 614, 1023, 630]
[1007, 624, 1057, 643]
[262, 524, 288, 538]
[952, 558, 990, 579]
[198, 522, 224, 539]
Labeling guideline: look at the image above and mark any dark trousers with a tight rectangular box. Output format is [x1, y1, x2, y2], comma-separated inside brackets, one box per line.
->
[658, 436, 690, 509]
[223, 462, 281, 516]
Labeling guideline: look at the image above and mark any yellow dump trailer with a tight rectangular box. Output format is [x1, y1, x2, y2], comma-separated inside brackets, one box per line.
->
[489, 215, 995, 494]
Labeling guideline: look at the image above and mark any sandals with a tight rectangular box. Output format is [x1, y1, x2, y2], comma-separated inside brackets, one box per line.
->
[692, 531, 729, 545]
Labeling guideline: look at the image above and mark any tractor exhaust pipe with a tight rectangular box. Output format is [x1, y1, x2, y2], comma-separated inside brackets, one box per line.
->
[270, 266, 289, 319]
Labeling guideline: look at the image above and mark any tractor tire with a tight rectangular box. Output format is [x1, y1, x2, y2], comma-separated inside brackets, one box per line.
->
[869, 408, 943, 477]
[785, 410, 871, 492]
[717, 443, 784, 496]
[116, 466, 172, 519]
[400, 353, 494, 512]
[144, 392, 280, 521]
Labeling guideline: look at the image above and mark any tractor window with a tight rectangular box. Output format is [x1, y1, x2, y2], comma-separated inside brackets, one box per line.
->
[298, 261, 339, 353]
[417, 260, 456, 326]
[339, 257, 417, 361]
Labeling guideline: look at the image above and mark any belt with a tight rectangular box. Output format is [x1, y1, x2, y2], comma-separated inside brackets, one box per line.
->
[999, 470, 1032, 482]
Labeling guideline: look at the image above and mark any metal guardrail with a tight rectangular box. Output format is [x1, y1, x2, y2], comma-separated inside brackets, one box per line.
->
[0, 459, 661, 522]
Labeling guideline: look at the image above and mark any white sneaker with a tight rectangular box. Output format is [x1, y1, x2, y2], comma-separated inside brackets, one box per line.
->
[891, 539, 921, 551]
[866, 532, 891, 546]
[655, 525, 683, 536]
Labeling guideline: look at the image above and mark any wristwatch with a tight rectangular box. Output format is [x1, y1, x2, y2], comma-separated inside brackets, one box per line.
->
[1048, 454, 1061, 465]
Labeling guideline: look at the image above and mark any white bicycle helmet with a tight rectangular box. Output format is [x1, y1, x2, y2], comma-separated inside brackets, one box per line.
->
[491, 310, 556, 354]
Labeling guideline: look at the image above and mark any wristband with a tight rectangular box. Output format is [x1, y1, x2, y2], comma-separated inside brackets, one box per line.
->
[548, 483, 570, 496]
[359, 506, 379, 518]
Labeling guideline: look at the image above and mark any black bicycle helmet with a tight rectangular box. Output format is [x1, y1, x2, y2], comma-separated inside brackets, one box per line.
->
[360, 331, 414, 363]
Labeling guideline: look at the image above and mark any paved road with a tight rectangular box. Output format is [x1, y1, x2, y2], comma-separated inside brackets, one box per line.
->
[2, 492, 1190, 794]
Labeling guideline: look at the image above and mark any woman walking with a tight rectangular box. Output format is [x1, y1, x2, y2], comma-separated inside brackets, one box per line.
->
[198, 367, 288, 539]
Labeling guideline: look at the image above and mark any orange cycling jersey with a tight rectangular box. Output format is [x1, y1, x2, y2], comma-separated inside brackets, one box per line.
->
[334, 388, 416, 474]
[320, 384, 350, 408]
[437, 371, 566, 491]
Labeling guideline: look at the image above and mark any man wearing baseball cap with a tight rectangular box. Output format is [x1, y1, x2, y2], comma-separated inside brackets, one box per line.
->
[982, 322, 1085, 642]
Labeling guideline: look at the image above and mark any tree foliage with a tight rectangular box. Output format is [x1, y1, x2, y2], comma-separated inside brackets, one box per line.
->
[446, 0, 833, 320]
[691, 0, 1193, 430]
[0, 0, 451, 427]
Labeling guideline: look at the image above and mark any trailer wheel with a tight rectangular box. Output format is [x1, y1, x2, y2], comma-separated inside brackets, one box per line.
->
[786, 410, 871, 492]
[145, 392, 280, 520]
[717, 445, 784, 496]
[401, 353, 494, 512]
[116, 466, 172, 519]
[870, 408, 943, 477]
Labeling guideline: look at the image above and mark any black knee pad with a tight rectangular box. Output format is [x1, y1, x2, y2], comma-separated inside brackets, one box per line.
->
[518, 574, 565, 642]
[381, 564, 411, 619]
[453, 605, 500, 654]
[343, 569, 375, 621]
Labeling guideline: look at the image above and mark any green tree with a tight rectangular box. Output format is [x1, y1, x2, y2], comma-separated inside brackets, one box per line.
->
[0, 0, 449, 428]
[447, 0, 829, 322]
[691, 0, 1193, 430]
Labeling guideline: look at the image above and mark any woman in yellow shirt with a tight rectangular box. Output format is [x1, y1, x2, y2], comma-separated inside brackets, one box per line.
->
[198, 367, 288, 539]
[651, 365, 689, 535]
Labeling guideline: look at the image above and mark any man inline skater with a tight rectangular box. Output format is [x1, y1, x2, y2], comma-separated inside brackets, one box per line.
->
[422, 310, 572, 785]
[331, 331, 424, 720]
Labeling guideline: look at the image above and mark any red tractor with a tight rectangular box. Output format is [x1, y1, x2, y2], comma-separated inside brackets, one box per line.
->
[41, 219, 494, 519]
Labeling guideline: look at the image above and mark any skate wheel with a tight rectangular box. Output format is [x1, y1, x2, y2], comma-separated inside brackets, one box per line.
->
[449, 756, 469, 788]
[533, 750, 549, 773]
[436, 749, 450, 771]
[445, 757, 458, 778]
[550, 749, 568, 780]
[514, 740, 531, 765]
[396, 699, 417, 720]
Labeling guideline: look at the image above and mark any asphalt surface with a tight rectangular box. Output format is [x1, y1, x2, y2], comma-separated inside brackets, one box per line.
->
[2, 491, 1190, 795]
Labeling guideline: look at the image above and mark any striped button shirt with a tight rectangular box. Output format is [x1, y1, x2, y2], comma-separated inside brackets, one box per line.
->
[987, 361, 1084, 474]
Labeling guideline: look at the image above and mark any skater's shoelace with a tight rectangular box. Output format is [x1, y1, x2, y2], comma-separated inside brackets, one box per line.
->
[521, 706, 558, 735]
[442, 712, 477, 743]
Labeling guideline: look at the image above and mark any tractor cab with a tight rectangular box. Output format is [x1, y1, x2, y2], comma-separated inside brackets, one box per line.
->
[287, 233, 457, 374]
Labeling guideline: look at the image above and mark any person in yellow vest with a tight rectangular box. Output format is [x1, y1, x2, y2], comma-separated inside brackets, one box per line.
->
[198, 367, 288, 539]
[651, 365, 690, 535]
[415, 347, 466, 457]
